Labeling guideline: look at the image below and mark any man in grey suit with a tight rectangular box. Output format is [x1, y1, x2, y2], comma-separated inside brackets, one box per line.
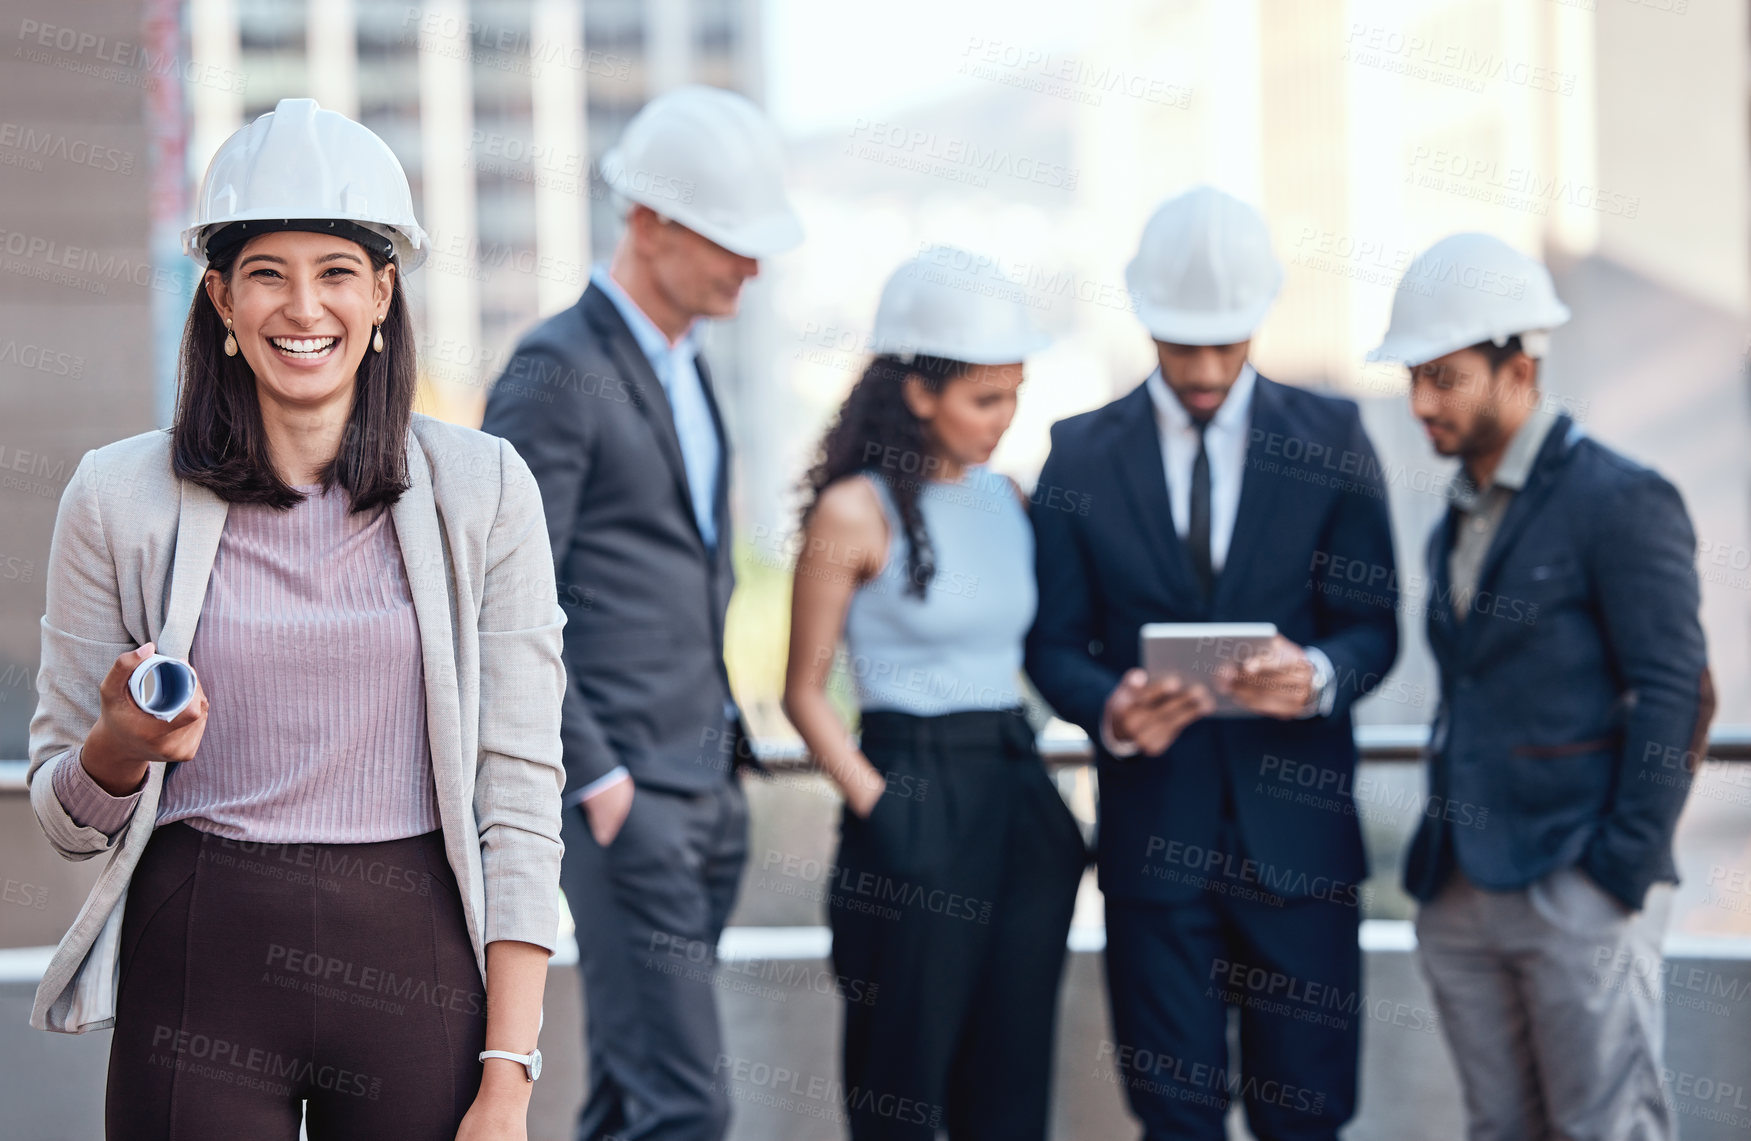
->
[482, 85, 803, 1141]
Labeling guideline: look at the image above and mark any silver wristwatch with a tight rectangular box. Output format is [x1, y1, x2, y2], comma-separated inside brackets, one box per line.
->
[1302, 647, 1336, 718]
[479, 1047, 543, 1082]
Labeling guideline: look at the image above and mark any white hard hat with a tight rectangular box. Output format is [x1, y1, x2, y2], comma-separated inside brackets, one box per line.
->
[601, 85, 803, 260]
[1369, 233, 1570, 366]
[1125, 186, 1283, 346]
[183, 98, 427, 271]
[869, 246, 1051, 366]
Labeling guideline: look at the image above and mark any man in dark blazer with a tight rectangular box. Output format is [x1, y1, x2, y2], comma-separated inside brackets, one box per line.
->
[1026, 187, 1399, 1141]
[1376, 233, 1713, 1141]
[481, 86, 801, 1141]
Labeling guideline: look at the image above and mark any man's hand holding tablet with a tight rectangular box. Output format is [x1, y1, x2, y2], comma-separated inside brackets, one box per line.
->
[1136, 622, 1325, 723]
[1102, 669, 1217, 757]
[1218, 633, 1319, 718]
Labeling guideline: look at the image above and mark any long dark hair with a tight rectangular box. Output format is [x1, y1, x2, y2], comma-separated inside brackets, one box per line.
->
[801, 353, 972, 598]
[171, 239, 416, 513]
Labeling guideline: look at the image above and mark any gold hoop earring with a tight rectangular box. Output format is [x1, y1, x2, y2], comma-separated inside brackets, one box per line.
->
[372, 317, 385, 353]
[223, 318, 238, 358]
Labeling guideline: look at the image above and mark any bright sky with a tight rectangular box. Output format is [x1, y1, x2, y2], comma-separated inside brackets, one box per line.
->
[762, 0, 1093, 136]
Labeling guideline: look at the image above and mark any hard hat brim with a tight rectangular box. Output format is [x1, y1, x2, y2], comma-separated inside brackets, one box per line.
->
[1367, 310, 1570, 366]
[1365, 335, 1446, 366]
[611, 188, 804, 260]
[1134, 295, 1275, 347]
[698, 209, 805, 260]
[868, 329, 1053, 367]
[182, 215, 428, 273]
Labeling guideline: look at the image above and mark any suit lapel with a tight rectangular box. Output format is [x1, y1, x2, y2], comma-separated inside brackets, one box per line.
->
[390, 433, 465, 803]
[1108, 384, 1201, 606]
[1470, 417, 1577, 606]
[1425, 507, 1460, 666]
[1211, 376, 1279, 614]
[695, 352, 733, 555]
[582, 286, 704, 551]
[157, 480, 229, 658]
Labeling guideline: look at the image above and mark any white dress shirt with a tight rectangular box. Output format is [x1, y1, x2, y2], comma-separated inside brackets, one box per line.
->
[1102, 363, 1333, 756]
[1145, 361, 1256, 573]
[590, 265, 721, 550]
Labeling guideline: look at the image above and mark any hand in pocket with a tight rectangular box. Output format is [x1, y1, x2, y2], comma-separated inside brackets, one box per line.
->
[1529, 866, 1632, 935]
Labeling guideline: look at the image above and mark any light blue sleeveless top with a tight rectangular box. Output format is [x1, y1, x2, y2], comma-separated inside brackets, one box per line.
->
[842, 467, 1037, 715]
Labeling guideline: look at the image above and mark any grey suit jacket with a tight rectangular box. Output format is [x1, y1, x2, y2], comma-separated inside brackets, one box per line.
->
[27, 415, 567, 1033]
[481, 284, 748, 797]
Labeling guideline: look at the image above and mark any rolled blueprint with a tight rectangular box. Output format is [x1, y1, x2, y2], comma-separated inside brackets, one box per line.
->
[127, 654, 198, 722]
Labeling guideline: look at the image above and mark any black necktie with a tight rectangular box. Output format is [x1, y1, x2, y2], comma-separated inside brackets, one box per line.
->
[1188, 419, 1214, 598]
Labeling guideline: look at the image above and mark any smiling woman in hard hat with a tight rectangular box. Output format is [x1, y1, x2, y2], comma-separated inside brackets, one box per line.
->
[24, 99, 565, 1141]
[782, 246, 1086, 1141]
[1379, 233, 1713, 1141]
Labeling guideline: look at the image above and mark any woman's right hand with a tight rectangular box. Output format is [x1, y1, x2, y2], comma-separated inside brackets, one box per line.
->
[843, 763, 888, 820]
[80, 643, 210, 796]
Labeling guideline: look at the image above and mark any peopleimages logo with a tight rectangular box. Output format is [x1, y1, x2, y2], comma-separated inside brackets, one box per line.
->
[714, 1055, 944, 1129]
[1406, 146, 1640, 219]
[846, 120, 1079, 191]
[0, 122, 134, 174]
[263, 944, 484, 1015]
[759, 849, 994, 924]
[149, 1025, 382, 1100]
[15, 19, 248, 94]
[1094, 1040, 1327, 1115]
[0, 227, 184, 297]
[1141, 836, 1368, 909]
[0, 338, 84, 377]
[1342, 23, 1578, 95]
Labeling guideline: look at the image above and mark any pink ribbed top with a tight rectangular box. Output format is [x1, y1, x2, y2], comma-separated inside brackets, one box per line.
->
[53, 482, 439, 842]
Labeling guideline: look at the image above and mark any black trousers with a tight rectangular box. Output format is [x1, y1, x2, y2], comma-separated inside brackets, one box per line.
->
[560, 777, 749, 1141]
[829, 708, 1087, 1141]
[106, 822, 487, 1141]
[1102, 820, 1362, 1141]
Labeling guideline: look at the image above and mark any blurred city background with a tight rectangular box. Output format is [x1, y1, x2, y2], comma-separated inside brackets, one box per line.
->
[2, 1, 1749, 1138]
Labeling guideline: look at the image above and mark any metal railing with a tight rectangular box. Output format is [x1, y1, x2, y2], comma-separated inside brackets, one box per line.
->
[747, 722, 1751, 772]
[7, 724, 1746, 789]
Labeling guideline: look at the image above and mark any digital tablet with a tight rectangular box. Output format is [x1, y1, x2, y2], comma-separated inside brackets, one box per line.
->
[1139, 622, 1278, 718]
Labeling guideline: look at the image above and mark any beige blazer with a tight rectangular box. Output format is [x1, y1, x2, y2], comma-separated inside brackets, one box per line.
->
[27, 414, 567, 1033]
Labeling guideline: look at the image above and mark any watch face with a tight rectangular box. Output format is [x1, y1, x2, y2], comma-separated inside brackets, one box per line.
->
[528, 1048, 542, 1082]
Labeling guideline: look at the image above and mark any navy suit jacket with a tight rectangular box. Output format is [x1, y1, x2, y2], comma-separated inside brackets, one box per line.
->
[481, 285, 748, 798]
[1404, 416, 1714, 911]
[1025, 376, 1400, 905]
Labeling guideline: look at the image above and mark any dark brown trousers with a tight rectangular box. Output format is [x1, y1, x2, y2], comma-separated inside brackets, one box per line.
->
[105, 822, 487, 1140]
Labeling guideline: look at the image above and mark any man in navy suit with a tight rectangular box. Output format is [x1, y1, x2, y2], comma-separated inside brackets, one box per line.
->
[1026, 187, 1399, 1141]
[1375, 233, 1713, 1141]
